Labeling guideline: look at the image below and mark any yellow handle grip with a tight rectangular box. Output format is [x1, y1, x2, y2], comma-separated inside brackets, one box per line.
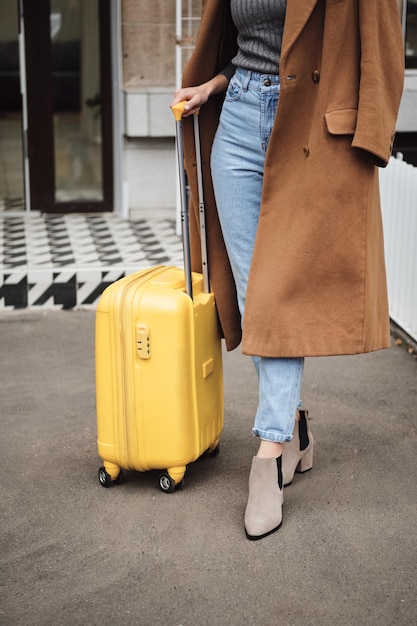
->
[171, 101, 199, 121]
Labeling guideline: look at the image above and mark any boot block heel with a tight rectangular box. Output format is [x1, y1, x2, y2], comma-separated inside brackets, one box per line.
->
[296, 440, 313, 473]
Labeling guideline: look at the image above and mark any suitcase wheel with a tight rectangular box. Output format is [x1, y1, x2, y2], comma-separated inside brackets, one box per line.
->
[159, 471, 183, 493]
[209, 443, 220, 458]
[159, 472, 176, 493]
[98, 466, 123, 488]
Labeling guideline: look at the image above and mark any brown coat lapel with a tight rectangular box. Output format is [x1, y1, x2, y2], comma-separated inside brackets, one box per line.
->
[281, 0, 318, 61]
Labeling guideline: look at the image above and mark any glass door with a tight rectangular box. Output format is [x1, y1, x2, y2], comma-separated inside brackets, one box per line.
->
[51, 0, 103, 202]
[24, 0, 113, 213]
[0, 0, 25, 211]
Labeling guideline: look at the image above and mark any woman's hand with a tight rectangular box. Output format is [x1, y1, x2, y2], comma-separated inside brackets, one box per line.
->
[171, 85, 210, 116]
[170, 74, 229, 117]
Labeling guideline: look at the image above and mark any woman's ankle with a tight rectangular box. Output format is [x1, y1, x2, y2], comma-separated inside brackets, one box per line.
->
[256, 439, 283, 458]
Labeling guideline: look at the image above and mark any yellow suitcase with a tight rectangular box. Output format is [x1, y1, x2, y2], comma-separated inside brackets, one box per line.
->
[95, 103, 223, 492]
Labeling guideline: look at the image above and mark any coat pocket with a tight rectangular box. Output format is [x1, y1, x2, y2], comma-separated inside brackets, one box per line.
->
[325, 109, 358, 135]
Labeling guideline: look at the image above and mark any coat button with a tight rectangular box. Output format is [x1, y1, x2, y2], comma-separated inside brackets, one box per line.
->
[264, 79, 272, 86]
[312, 70, 320, 83]
[303, 145, 310, 157]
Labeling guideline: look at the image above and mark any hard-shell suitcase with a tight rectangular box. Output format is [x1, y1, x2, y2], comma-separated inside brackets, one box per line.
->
[96, 103, 223, 492]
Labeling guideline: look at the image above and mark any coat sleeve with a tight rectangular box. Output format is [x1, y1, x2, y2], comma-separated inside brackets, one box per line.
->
[179, 0, 242, 351]
[351, 0, 404, 168]
[181, 0, 237, 88]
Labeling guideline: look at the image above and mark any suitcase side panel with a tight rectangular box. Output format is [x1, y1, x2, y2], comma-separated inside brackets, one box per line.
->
[192, 291, 224, 453]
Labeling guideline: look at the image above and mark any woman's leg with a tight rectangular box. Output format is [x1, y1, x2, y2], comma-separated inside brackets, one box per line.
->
[211, 69, 304, 449]
[211, 70, 306, 539]
[254, 357, 304, 456]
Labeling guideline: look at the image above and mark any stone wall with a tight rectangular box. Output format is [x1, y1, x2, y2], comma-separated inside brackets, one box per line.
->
[121, 0, 404, 91]
[121, 0, 201, 89]
[121, 0, 176, 88]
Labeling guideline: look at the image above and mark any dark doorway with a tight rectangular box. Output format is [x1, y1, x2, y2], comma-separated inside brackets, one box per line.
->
[24, 0, 113, 213]
[394, 132, 417, 166]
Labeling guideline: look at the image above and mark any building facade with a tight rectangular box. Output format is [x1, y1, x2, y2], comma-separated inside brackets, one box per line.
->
[0, 0, 416, 217]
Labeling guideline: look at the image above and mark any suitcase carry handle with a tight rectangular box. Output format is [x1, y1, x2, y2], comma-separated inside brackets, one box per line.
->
[171, 102, 210, 299]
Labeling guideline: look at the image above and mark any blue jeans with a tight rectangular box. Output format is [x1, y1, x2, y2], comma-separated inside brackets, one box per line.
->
[211, 68, 304, 443]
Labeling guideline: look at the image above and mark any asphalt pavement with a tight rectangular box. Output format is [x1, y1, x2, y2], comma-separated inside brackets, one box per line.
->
[0, 309, 416, 626]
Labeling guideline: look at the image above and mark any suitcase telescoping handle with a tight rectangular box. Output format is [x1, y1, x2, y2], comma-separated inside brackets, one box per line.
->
[171, 101, 210, 299]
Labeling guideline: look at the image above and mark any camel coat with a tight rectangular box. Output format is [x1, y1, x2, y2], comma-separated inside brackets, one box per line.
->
[181, 0, 404, 357]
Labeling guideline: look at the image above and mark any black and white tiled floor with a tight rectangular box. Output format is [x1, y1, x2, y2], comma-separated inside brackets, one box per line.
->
[0, 213, 183, 310]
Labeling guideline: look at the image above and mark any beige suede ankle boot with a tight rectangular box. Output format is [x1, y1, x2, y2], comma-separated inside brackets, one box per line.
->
[282, 409, 314, 487]
[244, 455, 283, 540]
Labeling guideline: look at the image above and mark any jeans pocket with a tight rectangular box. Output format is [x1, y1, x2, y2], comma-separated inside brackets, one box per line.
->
[225, 74, 243, 102]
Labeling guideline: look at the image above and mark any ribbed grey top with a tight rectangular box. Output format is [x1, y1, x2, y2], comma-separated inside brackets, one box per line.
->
[230, 0, 287, 75]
